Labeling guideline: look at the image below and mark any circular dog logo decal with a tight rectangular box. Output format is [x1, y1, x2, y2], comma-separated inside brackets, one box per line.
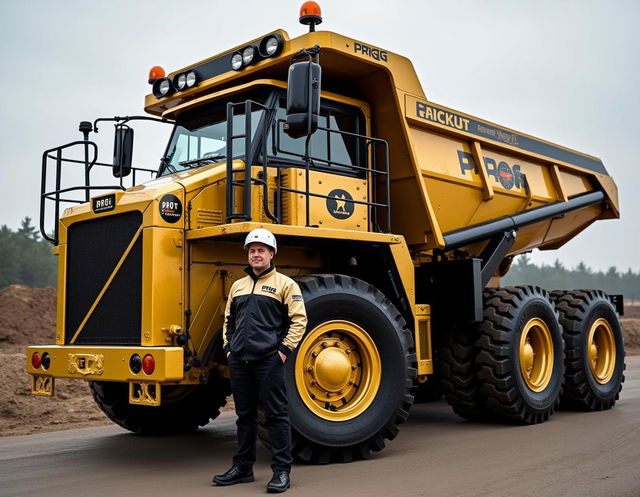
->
[159, 194, 182, 223]
[326, 189, 354, 220]
[497, 161, 515, 190]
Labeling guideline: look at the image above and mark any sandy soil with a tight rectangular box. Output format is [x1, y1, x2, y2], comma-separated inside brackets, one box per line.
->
[0, 286, 109, 436]
[1, 285, 639, 437]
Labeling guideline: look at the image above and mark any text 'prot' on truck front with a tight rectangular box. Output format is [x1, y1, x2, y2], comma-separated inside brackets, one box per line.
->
[27, 2, 624, 463]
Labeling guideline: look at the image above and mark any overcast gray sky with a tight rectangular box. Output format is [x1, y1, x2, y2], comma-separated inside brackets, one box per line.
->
[1, 0, 638, 271]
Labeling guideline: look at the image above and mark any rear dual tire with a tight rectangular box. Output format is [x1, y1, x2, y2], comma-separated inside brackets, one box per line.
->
[551, 290, 625, 410]
[475, 286, 564, 424]
[439, 286, 564, 424]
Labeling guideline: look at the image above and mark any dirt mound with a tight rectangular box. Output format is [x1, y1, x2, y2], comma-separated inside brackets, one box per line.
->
[0, 285, 56, 353]
[0, 285, 108, 436]
[622, 317, 640, 355]
[0, 352, 108, 436]
[625, 305, 640, 319]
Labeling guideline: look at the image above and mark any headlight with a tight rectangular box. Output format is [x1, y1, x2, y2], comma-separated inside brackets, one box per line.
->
[231, 52, 243, 70]
[185, 70, 197, 87]
[174, 73, 187, 91]
[259, 34, 284, 58]
[152, 77, 174, 98]
[264, 36, 279, 55]
[242, 46, 255, 65]
[174, 70, 198, 91]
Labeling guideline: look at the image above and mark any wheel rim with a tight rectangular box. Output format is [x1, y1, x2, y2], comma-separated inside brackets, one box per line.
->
[295, 320, 381, 421]
[587, 318, 616, 384]
[519, 318, 554, 392]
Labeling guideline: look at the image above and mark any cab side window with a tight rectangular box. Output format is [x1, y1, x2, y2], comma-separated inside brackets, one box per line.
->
[272, 98, 365, 177]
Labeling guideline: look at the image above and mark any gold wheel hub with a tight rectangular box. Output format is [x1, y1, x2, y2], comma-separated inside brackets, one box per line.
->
[295, 320, 381, 421]
[519, 318, 554, 392]
[587, 318, 616, 384]
[314, 348, 352, 392]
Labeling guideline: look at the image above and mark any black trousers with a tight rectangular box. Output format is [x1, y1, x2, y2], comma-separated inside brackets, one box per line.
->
[228, 352, 293, 472]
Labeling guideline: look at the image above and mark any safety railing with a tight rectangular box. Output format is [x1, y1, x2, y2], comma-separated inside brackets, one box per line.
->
[40, 116, 168, 245]
[40, 142, 156, 245]
[225, 99, 278, 223]
[225, 100, 391, 232]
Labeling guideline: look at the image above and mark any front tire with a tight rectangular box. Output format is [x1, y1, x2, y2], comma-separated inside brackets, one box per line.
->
[90, 377, 230, 435]
[551, 290, 625, 410]
[282, 274, 415, 463]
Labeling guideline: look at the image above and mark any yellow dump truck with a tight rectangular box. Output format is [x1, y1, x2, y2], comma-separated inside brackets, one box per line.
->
[28, 3, 625, 463]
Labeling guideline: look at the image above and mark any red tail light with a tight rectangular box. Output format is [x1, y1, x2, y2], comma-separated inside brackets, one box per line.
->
[142, 354, 155, 375]
[31, 352, 42, 369]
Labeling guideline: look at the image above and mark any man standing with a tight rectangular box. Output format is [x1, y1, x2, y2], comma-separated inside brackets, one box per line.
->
[213, 228, 307, 493]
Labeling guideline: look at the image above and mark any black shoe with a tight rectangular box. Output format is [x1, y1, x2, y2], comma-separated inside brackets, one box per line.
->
[267, 471, 290, 493]
[212, 465, 254, 486]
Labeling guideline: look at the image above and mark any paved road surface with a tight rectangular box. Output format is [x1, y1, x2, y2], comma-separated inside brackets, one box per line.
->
[2, 356, 639, 497]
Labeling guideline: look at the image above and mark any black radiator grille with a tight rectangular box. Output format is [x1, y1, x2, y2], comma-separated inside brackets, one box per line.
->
[65, 211, 143, 345]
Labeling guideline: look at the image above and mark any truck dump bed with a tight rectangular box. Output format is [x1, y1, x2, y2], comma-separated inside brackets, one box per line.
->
[142, 29, 618, 258]
[403, 97, 618, 256]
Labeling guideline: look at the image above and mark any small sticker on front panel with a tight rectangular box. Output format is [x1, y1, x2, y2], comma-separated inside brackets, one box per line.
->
[159, 194, 182, 223]
[326, 189, 354, 219]
[92, 194, 116, 214]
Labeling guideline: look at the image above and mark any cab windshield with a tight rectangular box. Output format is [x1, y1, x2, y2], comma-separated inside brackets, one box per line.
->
[159, 90, 272, 176]
[158, 87, 366, 177]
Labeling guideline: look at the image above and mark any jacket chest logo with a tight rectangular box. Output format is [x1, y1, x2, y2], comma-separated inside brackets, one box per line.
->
[261, 285, 277, 294]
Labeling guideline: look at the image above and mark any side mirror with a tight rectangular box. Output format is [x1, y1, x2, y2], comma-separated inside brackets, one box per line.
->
[285, 60, 321, 139]
[113, 126, 134, 177]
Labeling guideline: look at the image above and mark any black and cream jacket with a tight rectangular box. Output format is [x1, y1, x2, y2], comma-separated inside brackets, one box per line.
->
[223, 266, 307, 361]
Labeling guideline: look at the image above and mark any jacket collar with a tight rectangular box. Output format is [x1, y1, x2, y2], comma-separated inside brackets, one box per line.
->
[245, 264, 275, 281]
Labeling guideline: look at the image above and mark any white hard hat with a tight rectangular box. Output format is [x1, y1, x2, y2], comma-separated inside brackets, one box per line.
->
[244, 228, 277, 253]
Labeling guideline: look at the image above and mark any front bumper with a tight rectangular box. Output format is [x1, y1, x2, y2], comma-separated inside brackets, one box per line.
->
[26, 345, 184, 383]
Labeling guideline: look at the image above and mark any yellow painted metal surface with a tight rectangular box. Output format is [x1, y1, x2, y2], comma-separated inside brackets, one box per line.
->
[414, 305, 433, 377]
[55, 243, 66, 345]
[185, 220, 404, 244]
[141, 227, 184, 346]
[282, 169, 369, 230]
[26, 346, 184, 382]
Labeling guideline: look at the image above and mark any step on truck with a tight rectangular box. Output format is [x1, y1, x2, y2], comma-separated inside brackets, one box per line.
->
[27, 2, 625, 463]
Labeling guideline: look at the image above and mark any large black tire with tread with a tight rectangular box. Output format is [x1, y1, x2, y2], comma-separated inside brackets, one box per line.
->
[436, 320, 487, 420]
[268, 274, 415, 464]
[551, 289, 625, 410]
[475, 286, 564, 424]
[90, 377, 230, 435]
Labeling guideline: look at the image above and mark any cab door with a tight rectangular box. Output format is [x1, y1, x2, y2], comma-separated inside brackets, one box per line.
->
[269, 97, 371, 231]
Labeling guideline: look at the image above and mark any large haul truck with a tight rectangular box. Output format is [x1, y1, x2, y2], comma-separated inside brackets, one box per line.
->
[27, 3, 625, 463]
